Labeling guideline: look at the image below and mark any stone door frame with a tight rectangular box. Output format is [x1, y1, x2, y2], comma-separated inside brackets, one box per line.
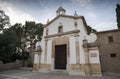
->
[54, 44, 67, 69]
[51, 36, 70, 71]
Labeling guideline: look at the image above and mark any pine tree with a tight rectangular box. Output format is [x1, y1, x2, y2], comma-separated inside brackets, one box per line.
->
[116, 4, 120, 29]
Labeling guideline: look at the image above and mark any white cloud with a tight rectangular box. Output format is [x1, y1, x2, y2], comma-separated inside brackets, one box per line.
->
[6, 7, 38, 25]
[85, 12, 98, 21]
[94, 22, 118, 31]
[70, 0, 92, 9]
[0, 1, 38, 25]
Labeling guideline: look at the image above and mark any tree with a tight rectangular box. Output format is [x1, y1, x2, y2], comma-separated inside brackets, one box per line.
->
[0, 10, 10, 32]
[116, 4, 120, 29]
[9, 23, 23, 48]
[23, 21, 43, 41]
[0, 10, 44, 65]
[0, 10, 18, 63]
[9, 23, 27, 61]
[22, 21, 43, 66]
[9, 21, 43, 66]
[88, 25, 97, 32]
[0, 29, 19, 63]
[0, 10, 43, 65]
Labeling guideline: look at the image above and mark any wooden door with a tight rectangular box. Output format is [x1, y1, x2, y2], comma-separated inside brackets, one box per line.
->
[55, 45, 67, 69]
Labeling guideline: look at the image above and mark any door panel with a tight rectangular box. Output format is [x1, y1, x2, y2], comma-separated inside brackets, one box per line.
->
[55, 45, 67, 69]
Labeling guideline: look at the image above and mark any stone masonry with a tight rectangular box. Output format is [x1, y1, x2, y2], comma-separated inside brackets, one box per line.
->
[96, 29, 120, 73]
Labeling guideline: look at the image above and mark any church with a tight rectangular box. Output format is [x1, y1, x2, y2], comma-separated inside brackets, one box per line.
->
[33, 7, 102, 76]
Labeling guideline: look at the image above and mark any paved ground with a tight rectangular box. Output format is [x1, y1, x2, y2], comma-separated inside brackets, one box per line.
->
[0, 69, 120, 79]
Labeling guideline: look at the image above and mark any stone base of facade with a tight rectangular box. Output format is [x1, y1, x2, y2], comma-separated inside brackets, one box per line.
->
[68, 70, 85, 76]
[33, 64, 50, 72]
[89, 64, 102, 76]
[33, 63, 102, 76]
[39, 64, 50, 73]
[69, 64, 102, 76]
[38, 68, 50, 73]
[33, 64, 39, 72]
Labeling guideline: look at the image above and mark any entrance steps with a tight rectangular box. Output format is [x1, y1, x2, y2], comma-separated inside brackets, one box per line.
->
[69, 70, 85, 76]
[50, 70, 68, 75]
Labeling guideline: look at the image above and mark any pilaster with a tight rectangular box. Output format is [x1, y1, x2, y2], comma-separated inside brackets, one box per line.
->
[44, 39, 48, 63]
[83, 39, 91, 76]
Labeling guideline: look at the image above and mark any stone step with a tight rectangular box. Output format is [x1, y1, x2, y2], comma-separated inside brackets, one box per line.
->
[50, 70, 68, 75]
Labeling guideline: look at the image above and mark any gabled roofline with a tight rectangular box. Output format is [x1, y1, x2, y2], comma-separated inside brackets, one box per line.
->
[44, 15, 90, 35]
[81, 16, 90, 35]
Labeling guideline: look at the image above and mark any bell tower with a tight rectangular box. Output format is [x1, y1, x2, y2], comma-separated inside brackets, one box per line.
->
[56, 7, 66, 16]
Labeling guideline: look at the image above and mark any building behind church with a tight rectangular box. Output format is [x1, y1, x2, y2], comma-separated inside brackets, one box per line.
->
[96, 29, 120, 73]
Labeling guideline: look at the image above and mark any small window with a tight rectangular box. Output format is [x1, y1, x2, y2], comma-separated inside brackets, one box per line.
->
[108, 36, 113, 43]
[58, 26, 63, 33]
[110, 53, 116, 58]
[74, 22, 78, 26]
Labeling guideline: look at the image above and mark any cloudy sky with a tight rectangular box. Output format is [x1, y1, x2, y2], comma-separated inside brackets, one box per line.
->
[0, 0, 120, 31]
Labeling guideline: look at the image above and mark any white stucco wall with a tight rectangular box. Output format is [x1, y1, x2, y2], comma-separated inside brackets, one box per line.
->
[77, 19, 97, 64]
[69, 36, 76, 64]
[39, 29, 45, 63]
[77, 19, 97, 43]
[34, 54, 39, 64]
[79, 46, 85, 64]
[48, 17, 75, 35]
[34, 16, 98, 65]
[89, 48, 100, 63]
[46, 40, 52, 64]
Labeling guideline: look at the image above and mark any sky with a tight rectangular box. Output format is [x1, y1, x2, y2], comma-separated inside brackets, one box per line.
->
[0, 0, 120, 31]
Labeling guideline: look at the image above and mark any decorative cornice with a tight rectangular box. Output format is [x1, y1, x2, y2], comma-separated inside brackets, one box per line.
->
[44, 29, 80, 38]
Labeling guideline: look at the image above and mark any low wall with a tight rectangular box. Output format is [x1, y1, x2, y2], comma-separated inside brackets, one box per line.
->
[0, 60, 23, 70]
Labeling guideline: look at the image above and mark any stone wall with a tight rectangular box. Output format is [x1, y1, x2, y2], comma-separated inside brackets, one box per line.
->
[96, 29, 120, 73]
[0, 60, 23, 70]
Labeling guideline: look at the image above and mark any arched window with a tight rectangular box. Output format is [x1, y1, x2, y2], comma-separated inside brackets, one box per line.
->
[58, 26, 63, 33]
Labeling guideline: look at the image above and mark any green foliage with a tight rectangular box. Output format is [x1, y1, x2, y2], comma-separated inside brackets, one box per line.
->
[0, 10, 10, 31]
[22, 21, 43, 66]
[34, 23, 43, 41]
[0, 21, 43, 64]
[9, 23, 23, 48]
[88, 25, 97, 32]
[0, 29, 18, 63]
[116, 4, 120, 29]
[23, 21, 43, 41]
[0, 10, 44, 64]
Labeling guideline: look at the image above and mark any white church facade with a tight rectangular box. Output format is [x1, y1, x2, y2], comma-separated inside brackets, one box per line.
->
[33, 7, 102, 76]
